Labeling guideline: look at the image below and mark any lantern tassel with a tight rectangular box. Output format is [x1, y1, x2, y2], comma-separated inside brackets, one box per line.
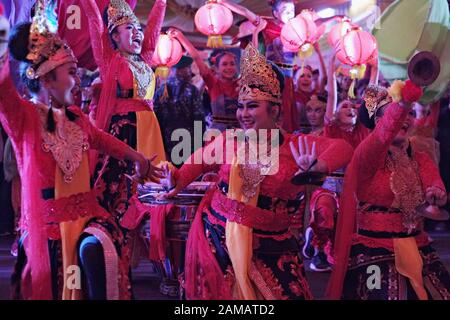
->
[348, 79, 356, 99]
[348, 64, 366, 99]
[155, 66, 170, 80]
[297, 43, 314, 75]
[207, 35, 223, 48]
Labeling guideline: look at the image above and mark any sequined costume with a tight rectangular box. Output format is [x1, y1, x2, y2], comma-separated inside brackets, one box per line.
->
[328, 102, 450, 300]
[80, 0, 166, 225]
[175, 130, 352, 299]
[0, 54, 136, 299]
[162, 43, 352, 300]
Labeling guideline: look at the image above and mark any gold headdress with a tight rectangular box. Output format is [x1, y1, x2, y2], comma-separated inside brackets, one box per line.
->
[363, 84, 392, 118]
[107, 0, 140, 33]
[307, 94, 326, 109]
[238, 43, 282, 104]
[25, 0, 77, 80]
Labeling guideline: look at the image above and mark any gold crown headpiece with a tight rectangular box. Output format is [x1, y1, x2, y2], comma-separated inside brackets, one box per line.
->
[107, 0, 140, 33]
[363, 84, 392, 118]
[25, 0, 77, 80]
[307, 94, 326, 109]
[238, 43, 282, 104]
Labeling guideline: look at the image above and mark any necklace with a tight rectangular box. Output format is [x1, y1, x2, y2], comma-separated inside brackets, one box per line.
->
[124, 54, 154, 99]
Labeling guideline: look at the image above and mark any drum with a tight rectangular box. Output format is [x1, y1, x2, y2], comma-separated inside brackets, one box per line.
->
[138, 181, 213, 298]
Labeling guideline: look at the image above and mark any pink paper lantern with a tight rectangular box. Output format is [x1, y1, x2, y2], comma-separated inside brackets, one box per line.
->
[327, 17, 354, 48]
[336, 28, 377, 70]
[152, 34, 183, 78]
[194, 1, 234, 48]
[281, 13, 318, 55]
[299, 10, 323, 42]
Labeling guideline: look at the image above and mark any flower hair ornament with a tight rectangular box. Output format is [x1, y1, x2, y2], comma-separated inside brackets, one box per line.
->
[364, 79, 423, 118]
[363, 84, 392, 118]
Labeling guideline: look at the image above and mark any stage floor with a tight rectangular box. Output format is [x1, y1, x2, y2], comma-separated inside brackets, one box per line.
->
[1, 231, 449, 300]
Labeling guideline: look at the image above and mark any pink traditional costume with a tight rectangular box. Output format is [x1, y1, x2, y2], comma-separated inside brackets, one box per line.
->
[171, 44, 353, 300]
[328, 84, 450, 300]
[80, 0, 166, 225]
[1, 7, 141, 299]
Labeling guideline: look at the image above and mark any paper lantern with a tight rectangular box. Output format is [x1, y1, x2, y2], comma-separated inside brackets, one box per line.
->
[151, 34, 183, 79]
[280, 12, 318, 58]
[299, 10, 324, 43]
[327, 17, 353, 48]
[337, 27, 377, 77]
[336, 27, 377, 97]
[194, 0, 234, 48]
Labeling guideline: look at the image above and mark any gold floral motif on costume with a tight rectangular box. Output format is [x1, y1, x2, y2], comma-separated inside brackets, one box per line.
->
[39, 107, 90, 183]
[386, 146, 424, 233]
[237, 138, 274, 202]
[126, 55, 154, 99]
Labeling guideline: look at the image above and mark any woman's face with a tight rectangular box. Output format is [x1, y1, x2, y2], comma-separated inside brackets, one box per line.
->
[298, 68, 313, 89]
[43, 62, 80, 107]
[237, 100, 278, 131]
[217, 54, 238, 80]
[375, 106, 414, 145]
[306, 103, 325, 127]
[336, 100, 358, 125]
[339, 75, 353, 91]
[112, 22, 144, 54]
[274, 2, 295, 24]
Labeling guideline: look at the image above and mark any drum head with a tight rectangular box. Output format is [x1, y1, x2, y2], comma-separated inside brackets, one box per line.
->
[291, 171, 326, 186]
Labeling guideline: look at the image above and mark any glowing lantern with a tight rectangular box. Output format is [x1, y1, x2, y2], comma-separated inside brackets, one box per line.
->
[336, 27, 378, 97]
[299, 10, 324, 43]
[194, 0, 234, 48]
[327, 17, 353, 48]
[151, 34, 183, 79]
[280, 12, 318, 59]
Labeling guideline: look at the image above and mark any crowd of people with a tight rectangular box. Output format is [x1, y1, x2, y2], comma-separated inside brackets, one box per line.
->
[0, 0, 449, 300]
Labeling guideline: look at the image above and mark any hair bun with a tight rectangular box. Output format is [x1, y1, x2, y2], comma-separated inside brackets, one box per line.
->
[8, 22, 32, 62]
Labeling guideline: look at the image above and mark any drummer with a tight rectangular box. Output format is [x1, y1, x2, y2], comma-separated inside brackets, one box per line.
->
[157, 43, 353, 300]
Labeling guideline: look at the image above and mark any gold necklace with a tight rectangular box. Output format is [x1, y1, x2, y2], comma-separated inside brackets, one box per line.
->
[124, 54, 154, 99]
